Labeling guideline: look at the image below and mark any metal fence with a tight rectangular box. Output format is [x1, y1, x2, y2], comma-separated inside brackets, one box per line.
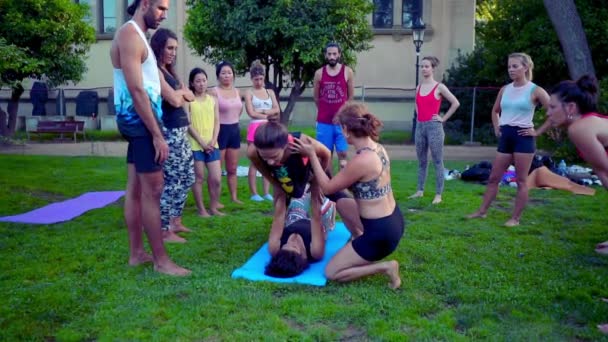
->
[1, 84, 501, 139]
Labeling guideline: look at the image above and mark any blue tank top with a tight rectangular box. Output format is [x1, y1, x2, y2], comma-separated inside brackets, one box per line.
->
[114, 21, 163, 137]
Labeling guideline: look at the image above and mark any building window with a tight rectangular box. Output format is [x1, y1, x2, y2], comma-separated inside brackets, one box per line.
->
[402, 0, 418, 28]
[373, 0, 393, 28]
[101, 0, 118, 33]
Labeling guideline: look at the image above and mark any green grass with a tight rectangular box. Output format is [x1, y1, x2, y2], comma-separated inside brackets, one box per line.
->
[1, 155, 607, 340]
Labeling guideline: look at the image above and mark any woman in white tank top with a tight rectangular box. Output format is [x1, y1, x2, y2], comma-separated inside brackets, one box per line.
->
[244, 61, 280, 202]
[468, 52, 551, 227]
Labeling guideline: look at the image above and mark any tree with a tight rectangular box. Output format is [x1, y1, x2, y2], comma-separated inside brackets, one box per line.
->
[543, 0, 595, 80]
[0, 0, 95, 137]
[184, 0, 374, 124]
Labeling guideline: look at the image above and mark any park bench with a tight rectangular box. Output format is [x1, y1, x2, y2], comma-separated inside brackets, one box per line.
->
[27, 120, 86, 143]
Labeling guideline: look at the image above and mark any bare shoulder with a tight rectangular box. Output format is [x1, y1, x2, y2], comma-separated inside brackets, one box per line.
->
[207, 87, 218, 97]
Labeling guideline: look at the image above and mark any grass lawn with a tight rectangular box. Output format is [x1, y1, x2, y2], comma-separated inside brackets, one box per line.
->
[1, 155, 607, 340]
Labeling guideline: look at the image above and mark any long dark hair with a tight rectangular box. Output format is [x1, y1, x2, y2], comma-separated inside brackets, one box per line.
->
[150, 28, 178, 82]
[550, 75, 599, 115]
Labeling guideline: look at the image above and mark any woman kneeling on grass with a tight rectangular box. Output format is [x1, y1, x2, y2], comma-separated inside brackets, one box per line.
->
[545, 75, 608, 334]
[291, 102, 404, 289]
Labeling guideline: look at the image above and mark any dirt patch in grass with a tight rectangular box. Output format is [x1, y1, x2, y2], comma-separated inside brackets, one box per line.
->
[338, 325, 367, 341]
[28, 190, 68, 202]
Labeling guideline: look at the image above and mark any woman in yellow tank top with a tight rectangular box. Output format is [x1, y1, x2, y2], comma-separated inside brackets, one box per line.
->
[187, 68, 225, 216]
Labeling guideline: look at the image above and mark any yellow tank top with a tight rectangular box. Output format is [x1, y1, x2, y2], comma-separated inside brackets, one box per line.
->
[189, 96, 218, 151]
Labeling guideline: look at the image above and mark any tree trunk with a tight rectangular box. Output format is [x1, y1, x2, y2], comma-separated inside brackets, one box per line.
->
[543, 0, 595, 79]
[0, 84, 24, 137]
[281, 80, 305, 125]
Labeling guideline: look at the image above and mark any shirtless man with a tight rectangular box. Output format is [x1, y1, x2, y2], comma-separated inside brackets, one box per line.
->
[313, 42, 355, 171]
[110, 0, 190, 276]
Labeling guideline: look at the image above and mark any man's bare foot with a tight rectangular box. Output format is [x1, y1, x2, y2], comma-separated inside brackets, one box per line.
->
[210, 208, 226, 216]
[598, 324, 608, 334]
[466, 211, 486, 219]
[216, 202, 225, 209]
[595, 240, 608, 255]
[432, 195, 442, 205]
[154, 260, 191, 276]
[504, 218, 519, 227]
[408, 191, 423, 199]
[162, 230, 187, 243]
[231, 198, 244, 205]
[128, 252, 153, 266]
[385, 260, 401, 290]
[198, 210, 211, 218]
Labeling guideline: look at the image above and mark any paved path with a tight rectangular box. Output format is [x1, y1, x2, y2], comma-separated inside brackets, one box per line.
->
[0, 141, 497, 162]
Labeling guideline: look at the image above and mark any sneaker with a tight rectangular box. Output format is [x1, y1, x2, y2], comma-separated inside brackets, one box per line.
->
[250, 194, 264, 202]
[221, 170, 227, 176]
[263, 194, 274, 201]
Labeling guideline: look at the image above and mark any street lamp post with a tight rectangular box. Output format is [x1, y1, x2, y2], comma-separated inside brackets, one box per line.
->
[410, 15, 426, 143]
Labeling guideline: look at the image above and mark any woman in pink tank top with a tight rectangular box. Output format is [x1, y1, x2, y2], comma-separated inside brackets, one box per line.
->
[209, 61, 244, 204]
[547, 74, 608, 334]
[409, 56, 460, 205]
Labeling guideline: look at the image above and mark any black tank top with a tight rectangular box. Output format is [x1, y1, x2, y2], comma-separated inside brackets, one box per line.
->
[265, 133, 312, 199]
[280, 219, 316, 262]
[160, 69, 190, 129]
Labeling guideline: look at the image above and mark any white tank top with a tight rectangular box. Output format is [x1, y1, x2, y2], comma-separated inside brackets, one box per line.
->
[499, 82, 537, 128]
[250, 90, 273, 124]
[113, 21, 162, 129]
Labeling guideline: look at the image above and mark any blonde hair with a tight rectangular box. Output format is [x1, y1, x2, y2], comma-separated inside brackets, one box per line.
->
[508, 52, 534, 81]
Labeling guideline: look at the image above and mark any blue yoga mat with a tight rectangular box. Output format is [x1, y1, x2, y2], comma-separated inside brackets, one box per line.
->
[0, 191, 125, 224]
[231, 222, 351, 286]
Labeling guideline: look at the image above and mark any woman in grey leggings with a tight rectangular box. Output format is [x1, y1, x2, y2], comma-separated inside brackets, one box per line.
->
[409, 56, 460, 204]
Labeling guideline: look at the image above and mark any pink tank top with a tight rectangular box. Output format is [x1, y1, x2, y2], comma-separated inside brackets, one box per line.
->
[317, 65, 348, 124]
[217, 88, 243, 125]
[415, 83, 442, 122]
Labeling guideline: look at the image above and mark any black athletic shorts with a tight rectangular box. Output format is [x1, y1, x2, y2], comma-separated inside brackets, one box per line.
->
[124, 135, 162, 173]
[497, 125, 535, 154]
[218, 123, 241, 150]
[352, 205, 405, 262]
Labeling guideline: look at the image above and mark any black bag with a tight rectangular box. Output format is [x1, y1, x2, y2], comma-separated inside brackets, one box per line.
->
[461, 161, 492, 183]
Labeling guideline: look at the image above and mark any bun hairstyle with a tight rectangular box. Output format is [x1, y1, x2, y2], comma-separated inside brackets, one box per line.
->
[215, 61, 235, 79]
[422, 56, 440, 68]
[334, 102, 383, 142]
[508, 52, 534, 81]
[550, 74, 599, 114]
[250, 60, 265, 78]
[188, 67, 208, 93]
[127, 0, 141, 16]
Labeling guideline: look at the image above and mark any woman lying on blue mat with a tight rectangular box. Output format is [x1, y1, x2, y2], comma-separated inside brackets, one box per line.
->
[247, 122, 363, 252]
[265, 189, 336, 277]
[291, 102, 404, 289]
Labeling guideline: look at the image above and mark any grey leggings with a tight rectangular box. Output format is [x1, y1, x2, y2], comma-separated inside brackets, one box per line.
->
[160, 127, 195, 230]
[415, 121, 445, 195]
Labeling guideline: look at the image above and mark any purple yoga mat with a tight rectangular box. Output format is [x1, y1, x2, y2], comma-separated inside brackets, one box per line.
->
[0, 191, 125, 224]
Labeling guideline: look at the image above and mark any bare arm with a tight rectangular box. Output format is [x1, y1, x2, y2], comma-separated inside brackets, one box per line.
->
[291, 137, 366, 194]
[266, 90, 281, 122]
[346, 67, 355, 101]
[159, 71, 190, 108]
[570, 125, 608, 190]
[308, 181, 325, 260]
[268, 186, 287, 256]
[436, 84, 460, 122]
[518, 86, 552, 137]
[244, 89, 267, 120]
[492, 87, 506, 137]
[313, 69, 322, 108]
[210, 97, 220, 148]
